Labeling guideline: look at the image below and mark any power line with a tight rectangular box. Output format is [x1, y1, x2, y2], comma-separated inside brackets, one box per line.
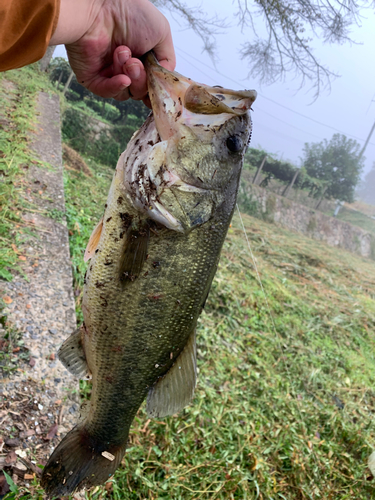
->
[258, 108, 325, 141]
[175, 46, 375, 148]
[177, 49, 323, 142]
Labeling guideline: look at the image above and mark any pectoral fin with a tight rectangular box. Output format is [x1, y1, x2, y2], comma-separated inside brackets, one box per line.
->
[84, 217, 103, 262]
[147, 329, 197, 418]
[58, 327, 91, 379]
[119, 224, 150, 284]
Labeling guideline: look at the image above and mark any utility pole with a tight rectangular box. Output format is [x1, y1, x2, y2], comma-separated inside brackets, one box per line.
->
[282, 169, 300, 197]
[63, 70, 74, 96]
[358, 119, 375, 161]
[252, 155, 267, 185]
[315, 186, 328, 210]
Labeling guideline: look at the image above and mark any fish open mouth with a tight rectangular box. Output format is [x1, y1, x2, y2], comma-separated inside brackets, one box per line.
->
[122, 52, 256, 232]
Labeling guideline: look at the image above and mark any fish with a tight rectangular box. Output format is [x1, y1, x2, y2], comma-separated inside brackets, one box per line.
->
[41, 52, 256, 497]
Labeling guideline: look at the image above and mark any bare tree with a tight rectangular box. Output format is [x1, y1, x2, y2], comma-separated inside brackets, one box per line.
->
[153, 0, 370, 98]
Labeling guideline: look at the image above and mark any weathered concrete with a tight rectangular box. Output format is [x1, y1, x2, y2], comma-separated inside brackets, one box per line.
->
[240, 183, 375, 259]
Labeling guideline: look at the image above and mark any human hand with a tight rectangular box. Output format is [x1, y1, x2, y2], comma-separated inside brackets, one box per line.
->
[50, 0, 176, 102]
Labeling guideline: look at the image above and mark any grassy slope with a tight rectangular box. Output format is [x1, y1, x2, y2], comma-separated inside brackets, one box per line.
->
[63, 161, 375, 500]
[0, 67, 60, 375]
[334, 207, 375, 236]
[0, 66, 54, 281]
[2, 67, 375, 498]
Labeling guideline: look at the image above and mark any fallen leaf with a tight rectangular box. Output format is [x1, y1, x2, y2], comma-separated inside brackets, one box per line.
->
[24, 473, 34, 480]
[11, 244, 19, 253]
[18, 255, 26, 261]
[5, 438, 21, 447]
[0, 474, 10, 496]
[3, 296, 12, 304]
[5, 450, 17, 465]
[105, 481, 113, 492]
[44, 423, 58, 441]
[12, 347, 20, 353]
[19, 429, 35, 439]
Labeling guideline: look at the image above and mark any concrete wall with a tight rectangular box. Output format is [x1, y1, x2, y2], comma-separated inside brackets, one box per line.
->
[239, 183, 375, 260]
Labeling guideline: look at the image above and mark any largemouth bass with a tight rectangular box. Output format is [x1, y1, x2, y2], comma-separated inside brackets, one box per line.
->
[41, 53, 256, 497]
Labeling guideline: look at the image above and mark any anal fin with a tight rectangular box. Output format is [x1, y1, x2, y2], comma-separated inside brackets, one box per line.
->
[58, 328, 91, 379]
[147, 329, 197, 418]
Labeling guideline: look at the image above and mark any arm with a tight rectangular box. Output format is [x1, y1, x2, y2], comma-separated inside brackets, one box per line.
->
[0, 0, 59, 71]
[1, 0, 175, 102]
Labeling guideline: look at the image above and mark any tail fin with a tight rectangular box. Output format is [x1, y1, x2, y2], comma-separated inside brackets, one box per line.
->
[41, 423, 127, 498]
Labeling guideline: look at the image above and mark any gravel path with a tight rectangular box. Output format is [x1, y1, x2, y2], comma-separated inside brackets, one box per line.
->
[0, 90, 83, 497]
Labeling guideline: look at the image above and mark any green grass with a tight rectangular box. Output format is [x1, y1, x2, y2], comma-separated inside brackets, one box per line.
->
[334, 206, 375, 236]
[3, 67, 375, 499]
[63, 157, 114, 322]
[58, 158, 375, 499]
[0, 65, 57, 281]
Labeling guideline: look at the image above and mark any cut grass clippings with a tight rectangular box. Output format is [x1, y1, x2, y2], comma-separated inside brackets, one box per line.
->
[61, 156, 375, 499]
[2, 65, 375, 498]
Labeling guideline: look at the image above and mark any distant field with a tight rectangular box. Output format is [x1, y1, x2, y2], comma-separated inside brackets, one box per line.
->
[60, 157, 375, 499]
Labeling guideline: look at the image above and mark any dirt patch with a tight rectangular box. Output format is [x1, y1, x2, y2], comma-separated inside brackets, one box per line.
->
[62, 143, 92, 176]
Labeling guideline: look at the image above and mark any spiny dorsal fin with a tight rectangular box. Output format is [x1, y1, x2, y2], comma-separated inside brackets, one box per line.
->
[147, 329, 197, 418]
[84, 217, 103, 262]
[58, 327, 91, 379]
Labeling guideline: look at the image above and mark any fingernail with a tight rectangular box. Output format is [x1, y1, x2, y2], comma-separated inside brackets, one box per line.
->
[127, 64, 141, 80]
[118, 50, 130, 65]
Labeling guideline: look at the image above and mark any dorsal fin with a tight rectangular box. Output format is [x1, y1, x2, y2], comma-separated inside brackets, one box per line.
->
[84, 217, 103, 262]
[147, 329, 197, 418]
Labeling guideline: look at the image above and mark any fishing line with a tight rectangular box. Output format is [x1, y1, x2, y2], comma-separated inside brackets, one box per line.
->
[235, 203, 324, 486]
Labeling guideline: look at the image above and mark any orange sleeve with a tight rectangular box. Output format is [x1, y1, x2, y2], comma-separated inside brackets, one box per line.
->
[0, 0, 60, 71]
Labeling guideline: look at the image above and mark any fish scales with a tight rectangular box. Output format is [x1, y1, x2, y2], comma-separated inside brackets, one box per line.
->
[83, 180, 230, 443]
[41, 52, 256, 497]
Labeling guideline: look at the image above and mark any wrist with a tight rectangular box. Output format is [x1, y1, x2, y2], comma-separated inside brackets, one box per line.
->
[50, 0, 104, 45]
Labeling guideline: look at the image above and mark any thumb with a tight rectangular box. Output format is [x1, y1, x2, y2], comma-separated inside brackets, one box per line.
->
[152, 20, 176, 72]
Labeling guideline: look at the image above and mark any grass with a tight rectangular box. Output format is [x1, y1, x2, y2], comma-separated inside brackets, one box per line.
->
[0, 65, 57, 281]
[3, 67, 375, 499]
[58, 157, 375, 499]
[334, 206, 375, 236]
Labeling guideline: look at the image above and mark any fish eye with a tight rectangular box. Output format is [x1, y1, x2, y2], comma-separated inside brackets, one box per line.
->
[226, 135, 243, 153]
